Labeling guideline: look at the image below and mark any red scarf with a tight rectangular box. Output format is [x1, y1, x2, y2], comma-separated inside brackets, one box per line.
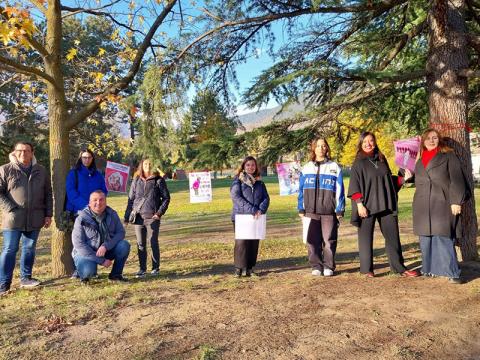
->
[421, 148, 438, 168]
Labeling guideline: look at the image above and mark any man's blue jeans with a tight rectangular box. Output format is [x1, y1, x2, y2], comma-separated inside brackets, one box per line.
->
[74, 240, 130, 280]
[0, 229, 40, 286]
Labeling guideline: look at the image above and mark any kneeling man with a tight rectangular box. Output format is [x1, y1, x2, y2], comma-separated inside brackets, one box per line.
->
[72, 190, 130, 283]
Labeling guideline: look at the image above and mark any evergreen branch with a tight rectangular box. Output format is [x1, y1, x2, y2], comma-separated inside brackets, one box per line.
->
[174, 0, 408, 63]
[458, 68, 480, 78]
[466, 33, 480, 53]
[378, 18, 427, 69]
[466, 0, 480, 26]
[287, 67, 425, 84]
[322, 3, 407, 61]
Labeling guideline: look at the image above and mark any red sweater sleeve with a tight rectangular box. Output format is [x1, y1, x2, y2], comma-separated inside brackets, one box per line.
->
[397, 176, 404, 187]
[351, 192, 363, 201]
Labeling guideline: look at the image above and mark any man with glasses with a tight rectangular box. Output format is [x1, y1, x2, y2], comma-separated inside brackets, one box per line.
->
[0, 141, 53, 294]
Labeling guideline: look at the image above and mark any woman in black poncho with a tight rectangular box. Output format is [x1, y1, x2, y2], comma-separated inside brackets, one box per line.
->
[347, 132, 419, 278]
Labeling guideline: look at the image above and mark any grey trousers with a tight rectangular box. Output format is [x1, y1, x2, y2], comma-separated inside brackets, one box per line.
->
[134, 219, 160, 271]
[305, 215, 338, 271]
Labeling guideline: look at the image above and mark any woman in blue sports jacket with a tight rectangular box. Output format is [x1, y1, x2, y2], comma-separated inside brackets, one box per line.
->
[230, 156, 270, 277]
[66, 149, 108, 215]
[298, 137, 345, 277]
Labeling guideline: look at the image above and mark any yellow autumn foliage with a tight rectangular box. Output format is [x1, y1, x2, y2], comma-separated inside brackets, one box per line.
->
[328, 112, 398, 173]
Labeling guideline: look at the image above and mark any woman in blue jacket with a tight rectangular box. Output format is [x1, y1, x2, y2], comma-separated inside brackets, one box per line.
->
[66, 149, 108, 215]
[230, 156, 270, 277]
[66, 149, 108, 278]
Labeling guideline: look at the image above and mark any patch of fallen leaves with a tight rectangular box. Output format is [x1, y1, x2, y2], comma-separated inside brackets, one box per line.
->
[37, 314, 73, 334]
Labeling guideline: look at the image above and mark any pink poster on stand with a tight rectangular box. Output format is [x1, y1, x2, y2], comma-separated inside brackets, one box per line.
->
[105, 161, 130, 193]
[276, 161, 301, 195]
[393, 137, 420, 172]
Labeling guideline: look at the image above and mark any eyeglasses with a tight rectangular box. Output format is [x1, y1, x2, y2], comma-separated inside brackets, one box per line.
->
[15, 149, 32, 153]
[81, 156, 93, 159]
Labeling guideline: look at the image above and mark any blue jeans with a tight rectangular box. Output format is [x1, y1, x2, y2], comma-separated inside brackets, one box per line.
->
[419, 235, 461, 278]
[74, 240, 130, 280]
[0, 229, 40, 286]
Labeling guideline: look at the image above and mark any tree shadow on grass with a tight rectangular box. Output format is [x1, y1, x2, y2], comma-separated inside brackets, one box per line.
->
[142, 243, 425, 281]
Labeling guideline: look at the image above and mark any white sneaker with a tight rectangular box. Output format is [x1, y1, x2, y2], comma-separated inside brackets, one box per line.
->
[323, 269, 334, 277]
[311, 269, 322, 276]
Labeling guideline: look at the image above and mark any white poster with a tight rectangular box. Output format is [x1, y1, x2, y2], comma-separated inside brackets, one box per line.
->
[234, 214, 266, 240]
[302, 216, 311, 244]
[189, 171, 212, 203]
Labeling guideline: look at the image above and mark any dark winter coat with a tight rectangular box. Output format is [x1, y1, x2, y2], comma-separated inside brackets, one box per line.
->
[72, 206, 126, 264]
[347, 152, 400, 227]
[65, 165, 108, 214]
[124, 175, 170, 224]
[412, 151, 468, 238]
[230, 175, 270, 221]
[0, 153, 53, 231]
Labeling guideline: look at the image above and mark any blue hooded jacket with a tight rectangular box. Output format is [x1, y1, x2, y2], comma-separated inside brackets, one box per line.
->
[65, 165, 108, 213]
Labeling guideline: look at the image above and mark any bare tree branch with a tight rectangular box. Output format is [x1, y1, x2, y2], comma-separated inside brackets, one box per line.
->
[66, 0, 178, 129]
[29, 0, 47, 15]
[61, 1, 121, 18]
[22, 34, 50, 58]
[0, 73, 19, 89]
[0, 55, 57, 86]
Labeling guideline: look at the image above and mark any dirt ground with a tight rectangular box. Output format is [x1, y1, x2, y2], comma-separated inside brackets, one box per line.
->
[21, 223, 480, 360]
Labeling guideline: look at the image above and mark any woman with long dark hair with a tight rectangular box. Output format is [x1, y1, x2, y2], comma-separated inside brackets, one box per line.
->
[124, 159, 170, 277]
[298, 137, 345, 276]
[412, 129, 469, 284]
[347, 132, 418, 278]
[66, 149, 108, 215]
[230, 156, 270, 277]
[66, 148, 108, 279]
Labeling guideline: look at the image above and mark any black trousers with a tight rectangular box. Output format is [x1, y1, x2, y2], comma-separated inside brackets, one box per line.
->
[357, 211, 407, 274]
[134, 219, 160, 271]
[234, 240, 260, 269]
[305, 215, 338, 271]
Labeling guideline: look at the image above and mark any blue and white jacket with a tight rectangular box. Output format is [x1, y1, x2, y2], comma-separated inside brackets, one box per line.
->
[298, 160, 345, 217]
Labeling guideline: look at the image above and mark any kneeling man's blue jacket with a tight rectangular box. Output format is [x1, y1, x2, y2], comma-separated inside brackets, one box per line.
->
[72, 207, 126, 264]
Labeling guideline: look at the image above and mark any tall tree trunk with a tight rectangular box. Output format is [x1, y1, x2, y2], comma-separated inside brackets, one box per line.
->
[49, 96, 73, 276]
[46, 0, 74, 275]
[427, 0, 478, 260]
